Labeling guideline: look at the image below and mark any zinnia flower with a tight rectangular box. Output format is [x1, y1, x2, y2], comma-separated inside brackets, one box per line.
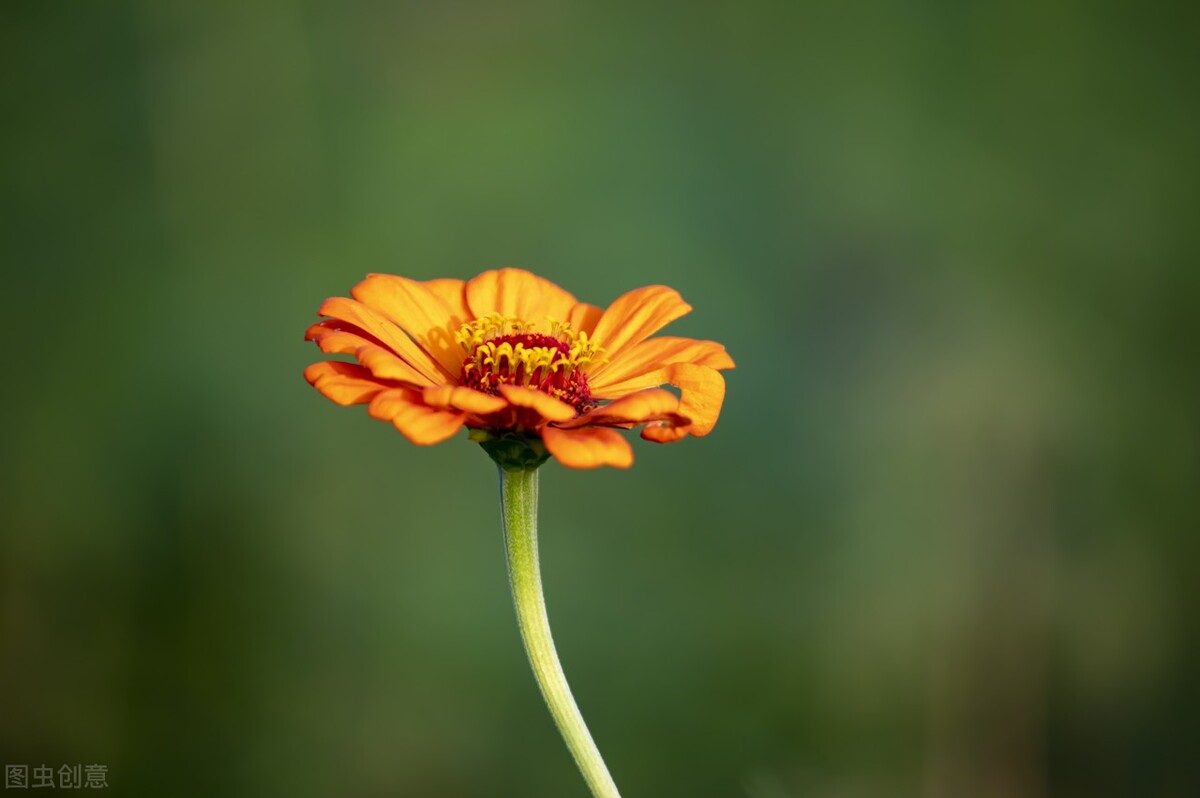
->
[303, 267, 734, 797]
[304, 268, 734, 468]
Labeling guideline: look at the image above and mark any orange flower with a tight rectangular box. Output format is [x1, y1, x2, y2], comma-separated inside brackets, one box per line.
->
[304, 268, 734, 469]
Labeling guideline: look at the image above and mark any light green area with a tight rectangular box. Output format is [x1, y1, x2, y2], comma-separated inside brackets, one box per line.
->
[1, 3, 1197, 797]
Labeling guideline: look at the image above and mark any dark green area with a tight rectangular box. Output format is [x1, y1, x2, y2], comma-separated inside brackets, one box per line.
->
[2, 2, 1197, 796]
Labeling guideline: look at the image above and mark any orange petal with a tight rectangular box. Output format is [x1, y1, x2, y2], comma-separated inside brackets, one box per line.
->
[590, 285, 692, 362]
[542, 427, 634, 469]
[423, 384, 508, 415]
[567, 301, 603, 336]
[590, 363, 727, 437]
[356, 344, 431, 385]
[465, 268, 579, 325]
[560, 388, 685, 429]
[421, 278, 471, 325]
[368, 388, 466, 445]
[306, 326, 372, 357]
[305, 318, 389, 348]
[304, 361, 389, 406]
[589, 335, 734, 391]
[586, 371, 666, 398]
[497, 384, 577, 423]
[318, 296, 446, 385]
[666, 363, 726, 437]
[351, 274, 466, 375]
[306, 322, 429, 385]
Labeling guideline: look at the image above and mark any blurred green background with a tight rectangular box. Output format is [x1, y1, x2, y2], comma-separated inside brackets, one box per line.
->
[2, 2, 1197, 796]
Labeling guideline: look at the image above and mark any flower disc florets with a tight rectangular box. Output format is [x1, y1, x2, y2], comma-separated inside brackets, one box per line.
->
[456, 313, 604, 414]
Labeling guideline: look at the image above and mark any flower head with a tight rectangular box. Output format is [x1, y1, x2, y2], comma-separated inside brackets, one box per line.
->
[304, 268, 734, 468]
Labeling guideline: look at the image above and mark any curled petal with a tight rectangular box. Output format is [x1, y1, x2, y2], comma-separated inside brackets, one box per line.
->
[466, 268, 579, 326]
[497, 384, 577, 423]
[666, 363, 726, 437]
[304, 361, 389, 406]
[594, 363, 726, 439]
[542, 427, 634, 469]
[590, 285, 691, 362]
[368, 388, 466, 445]
[560, 388, 686, 429]
[352, 274, 466, 375]
[640, 423, 691, 443]
[590, 335, 734, 391]
[423, 384, 508, 415]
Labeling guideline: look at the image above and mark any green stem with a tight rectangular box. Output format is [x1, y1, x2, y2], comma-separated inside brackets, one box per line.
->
[498, 465, 622, 798]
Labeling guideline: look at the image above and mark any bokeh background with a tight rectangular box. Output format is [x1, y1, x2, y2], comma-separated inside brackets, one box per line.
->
[2, 2, 1197, 796]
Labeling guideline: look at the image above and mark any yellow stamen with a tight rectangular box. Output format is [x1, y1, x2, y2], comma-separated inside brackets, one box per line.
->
[455, 314, 607, 409]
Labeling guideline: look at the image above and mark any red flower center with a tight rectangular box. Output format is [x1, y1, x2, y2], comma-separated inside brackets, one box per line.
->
[461, 332, 594, 413]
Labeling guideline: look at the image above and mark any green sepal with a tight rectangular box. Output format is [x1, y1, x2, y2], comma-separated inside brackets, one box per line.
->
[470, 429, 550, 470]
